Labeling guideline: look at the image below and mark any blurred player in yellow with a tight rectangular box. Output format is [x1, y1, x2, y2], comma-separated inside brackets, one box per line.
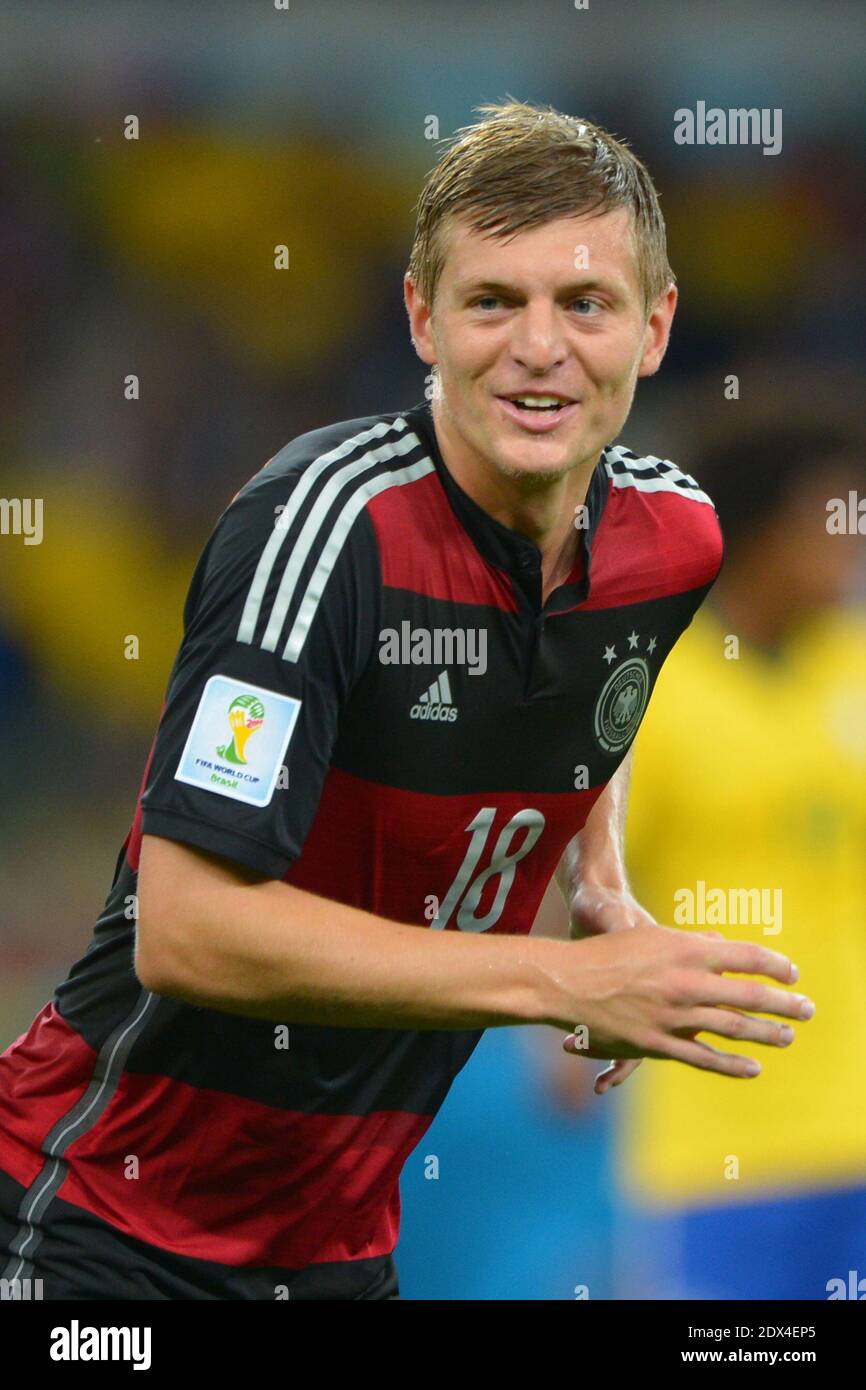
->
[617, 419, 866, 1299]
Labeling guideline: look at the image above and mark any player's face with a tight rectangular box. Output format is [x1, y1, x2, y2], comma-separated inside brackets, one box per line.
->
[405, 208, 676, 483]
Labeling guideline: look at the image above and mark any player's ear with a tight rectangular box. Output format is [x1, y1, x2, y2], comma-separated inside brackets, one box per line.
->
[404, 274, 437, 367]
[637, 282, 677, 379]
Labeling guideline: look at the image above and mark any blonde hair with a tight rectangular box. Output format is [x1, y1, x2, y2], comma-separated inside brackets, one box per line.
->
[407, 98, 674, 319]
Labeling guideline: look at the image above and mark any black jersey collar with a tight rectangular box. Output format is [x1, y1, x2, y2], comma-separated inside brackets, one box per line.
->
[404, 398, 610, 609]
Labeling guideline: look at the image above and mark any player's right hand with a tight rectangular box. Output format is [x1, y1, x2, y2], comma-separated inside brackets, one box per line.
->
[554, 922, 813, 1078]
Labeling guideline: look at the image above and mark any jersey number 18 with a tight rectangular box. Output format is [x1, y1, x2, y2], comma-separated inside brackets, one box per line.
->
[432, 807, 546, 932]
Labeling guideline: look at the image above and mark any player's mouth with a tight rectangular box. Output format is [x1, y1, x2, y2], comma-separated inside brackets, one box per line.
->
[495, 392, 580, 434]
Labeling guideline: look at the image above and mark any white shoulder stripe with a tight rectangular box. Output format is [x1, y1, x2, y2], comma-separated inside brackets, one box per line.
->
[237, 416, 408, 645]
[261, 427, 419, 653]
[604, 445, 713, 507]
[607, 472, 714, 505]
[283, 453, 435, 662]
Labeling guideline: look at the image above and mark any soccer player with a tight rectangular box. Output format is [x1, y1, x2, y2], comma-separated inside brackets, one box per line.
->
[0, 100, 813, 1301]
[617, 418, 866, 1298]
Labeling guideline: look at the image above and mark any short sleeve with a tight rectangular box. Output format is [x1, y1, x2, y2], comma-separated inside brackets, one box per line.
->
[139, 466, 381, 878]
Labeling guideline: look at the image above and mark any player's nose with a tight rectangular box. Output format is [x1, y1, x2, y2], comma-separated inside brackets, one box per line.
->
[508, 301, 569, 372]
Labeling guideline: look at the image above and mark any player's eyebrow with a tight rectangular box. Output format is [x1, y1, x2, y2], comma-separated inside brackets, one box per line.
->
[453, 277, 622, 301]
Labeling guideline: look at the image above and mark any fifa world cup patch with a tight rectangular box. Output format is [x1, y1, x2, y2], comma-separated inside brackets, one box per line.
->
[174, 674, 301, 806]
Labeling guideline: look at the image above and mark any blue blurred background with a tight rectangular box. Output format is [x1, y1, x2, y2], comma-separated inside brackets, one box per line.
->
[1, 0, 865, 1298]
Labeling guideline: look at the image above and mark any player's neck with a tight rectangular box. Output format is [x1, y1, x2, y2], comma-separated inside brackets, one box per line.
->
[430, 402, 593, 594]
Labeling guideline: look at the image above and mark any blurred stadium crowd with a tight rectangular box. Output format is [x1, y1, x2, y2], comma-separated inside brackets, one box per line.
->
[1, 0, 864, 1298]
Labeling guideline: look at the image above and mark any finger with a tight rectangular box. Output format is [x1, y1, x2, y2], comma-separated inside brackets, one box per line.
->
[608, 1057, 642, 1082]
[614, 1057, 643, 1078]
[594, 1059, 638, 1092]
[643, 1031, 763, 1078]
[593, 1062, 617, 1094]
[685, 977, 815, 1022]
[671, 1008, 795, 1048]
[596, 1058, 642, 1093]
[699, 940, 799, 985]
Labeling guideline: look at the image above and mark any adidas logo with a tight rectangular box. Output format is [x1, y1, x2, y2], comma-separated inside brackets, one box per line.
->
[409, 671, 458, 722]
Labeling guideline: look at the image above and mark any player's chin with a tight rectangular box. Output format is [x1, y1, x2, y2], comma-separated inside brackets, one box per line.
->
[495, 442, 581, 482]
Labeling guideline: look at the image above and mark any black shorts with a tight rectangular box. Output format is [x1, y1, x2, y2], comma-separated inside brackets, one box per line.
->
[0, 1166, 400, 1301]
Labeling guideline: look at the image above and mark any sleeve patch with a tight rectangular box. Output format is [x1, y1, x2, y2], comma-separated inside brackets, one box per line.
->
[174, 675, 301, 807]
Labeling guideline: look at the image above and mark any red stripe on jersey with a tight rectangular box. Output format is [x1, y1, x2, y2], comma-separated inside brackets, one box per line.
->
[580, 486, 723, 610]
[124, 705, 166, 873]
[367, 469, 519, 610]
[57, 1073, 425, 1267]
[287, 766, 605, 927]
[0, 1004, 97, 1187]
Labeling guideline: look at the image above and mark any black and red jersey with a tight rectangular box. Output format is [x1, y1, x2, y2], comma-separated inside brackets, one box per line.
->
[0, 399, 723, 1299]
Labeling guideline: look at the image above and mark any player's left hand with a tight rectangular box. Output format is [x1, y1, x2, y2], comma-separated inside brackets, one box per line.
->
[565, 881, 658, 1094]
[567, 881, 657, 940]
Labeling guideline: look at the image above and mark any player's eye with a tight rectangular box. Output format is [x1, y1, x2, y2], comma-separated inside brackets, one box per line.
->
[470, 295, 602, 314]
[571, 298, 602, 315]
